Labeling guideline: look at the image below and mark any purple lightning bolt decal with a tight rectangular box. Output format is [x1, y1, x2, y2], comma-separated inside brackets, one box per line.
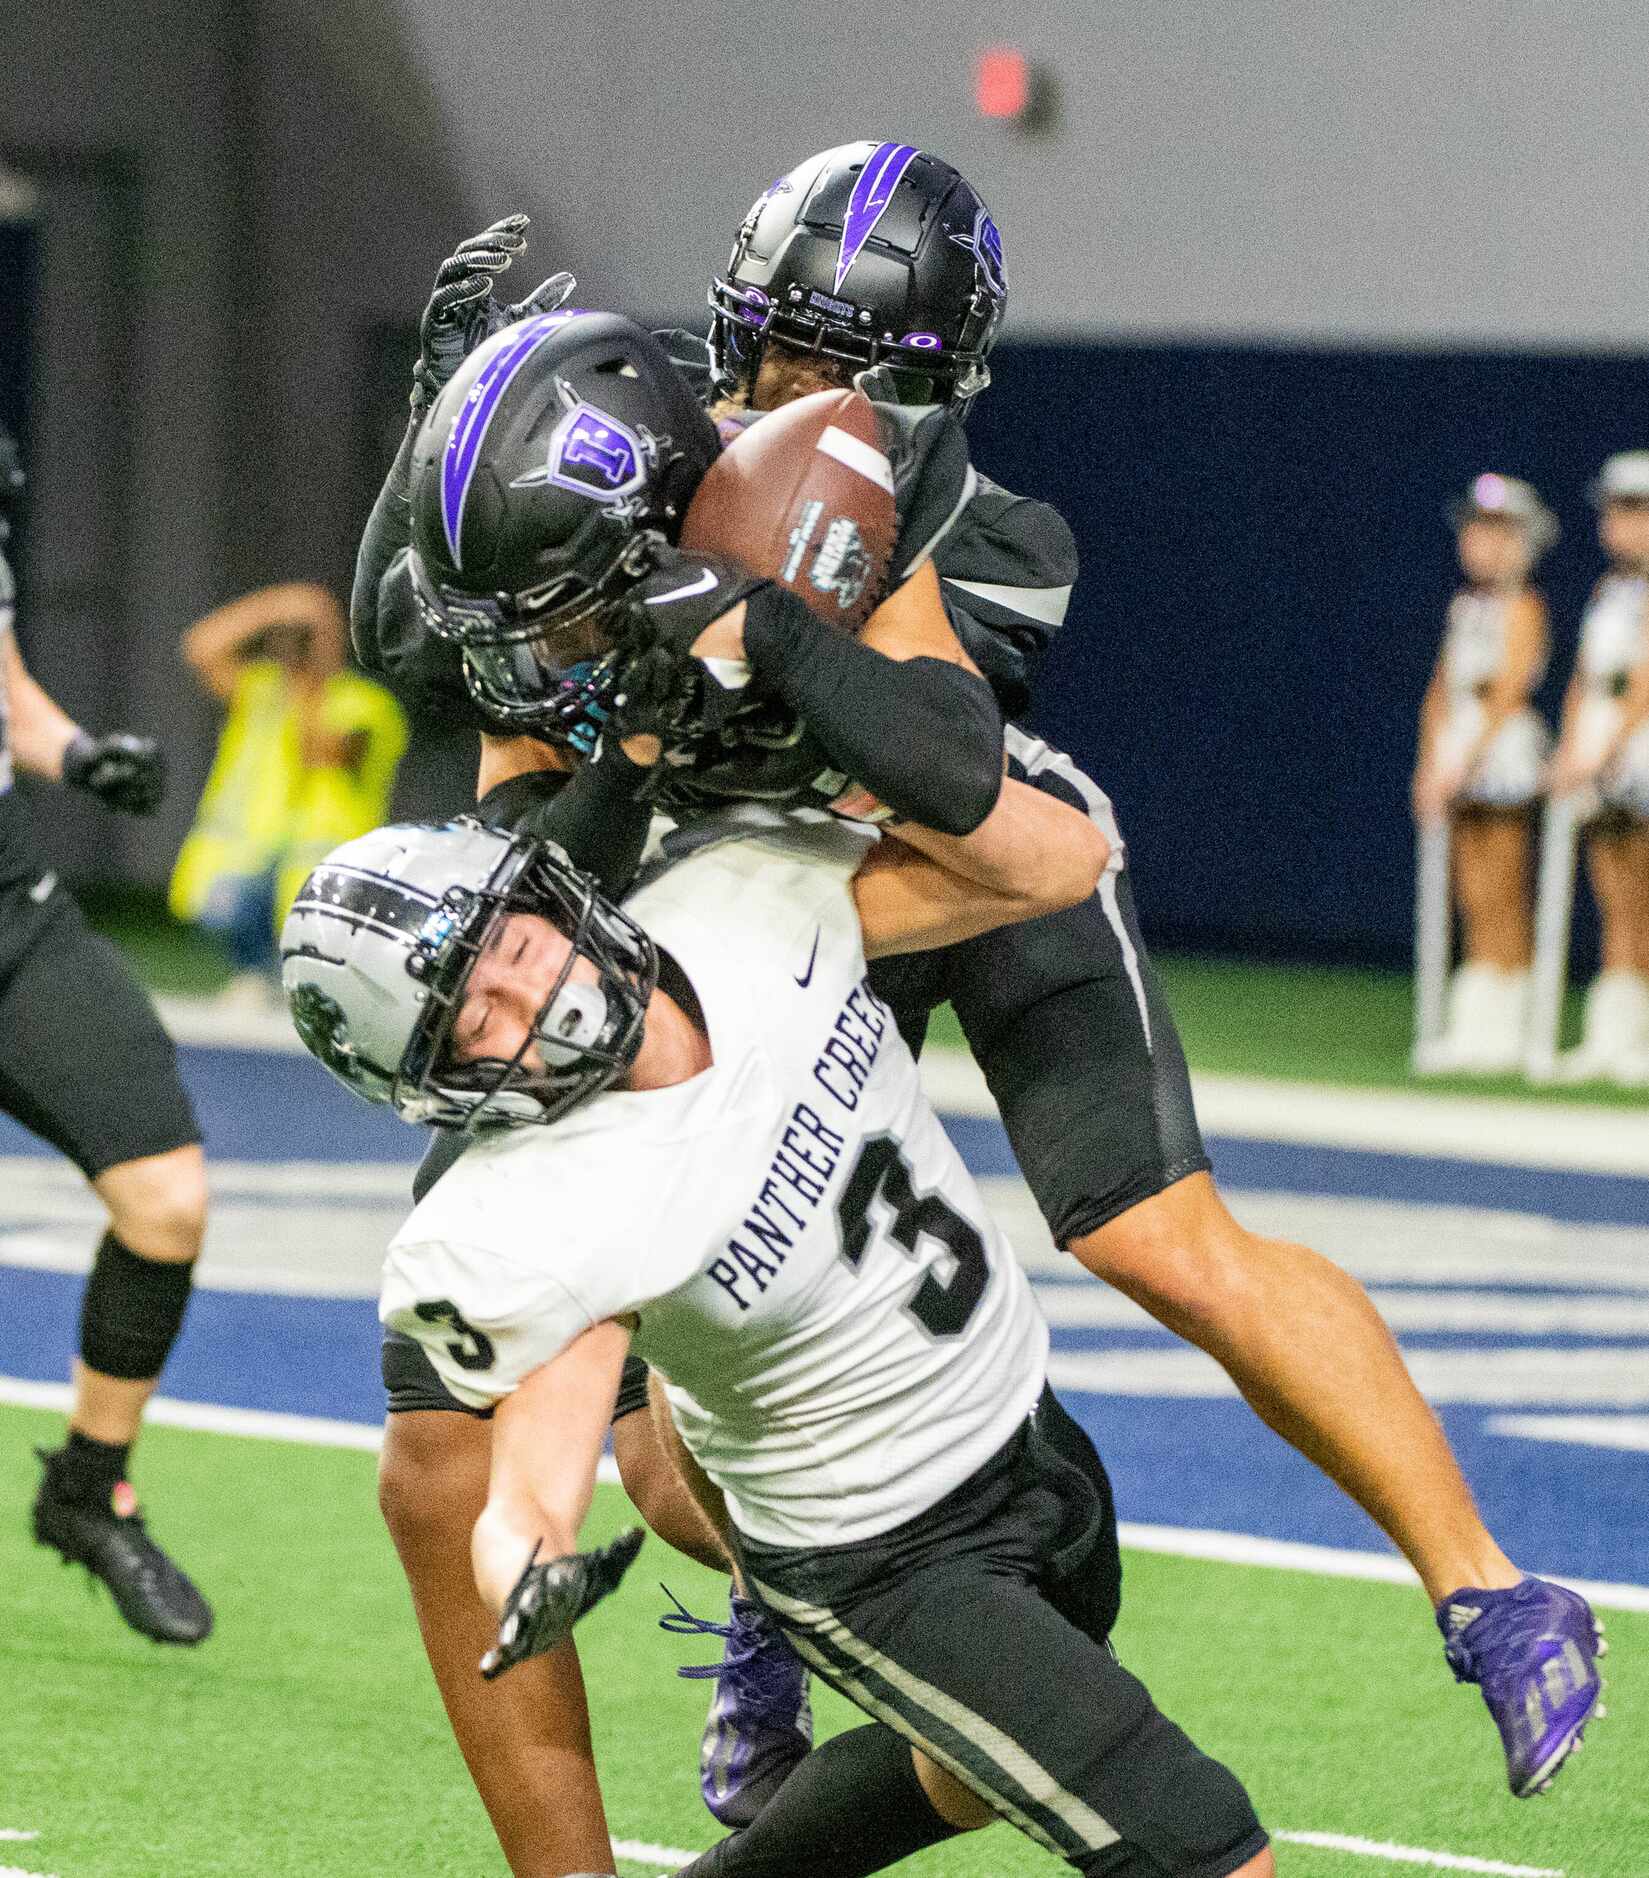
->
[834, 142, 921, 293]
[441, 312, 577, 570]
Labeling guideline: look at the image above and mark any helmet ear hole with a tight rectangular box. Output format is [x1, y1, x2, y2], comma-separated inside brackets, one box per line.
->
[535, 978, 611, 1068]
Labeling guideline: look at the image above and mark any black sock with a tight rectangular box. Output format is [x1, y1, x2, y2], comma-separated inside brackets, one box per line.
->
[681, 1724, 964, 1878]
[48, 1430, 132, 1505]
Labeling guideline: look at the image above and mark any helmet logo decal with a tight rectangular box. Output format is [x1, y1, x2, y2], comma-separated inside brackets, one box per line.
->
[834, 142, 921, 293]
[510, 381, 655, 507]
[949, 206, 1007, 302]
[442, 312, 579, 571]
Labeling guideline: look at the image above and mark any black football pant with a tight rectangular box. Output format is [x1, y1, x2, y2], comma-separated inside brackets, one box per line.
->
[734, 1392, 1267, 1877]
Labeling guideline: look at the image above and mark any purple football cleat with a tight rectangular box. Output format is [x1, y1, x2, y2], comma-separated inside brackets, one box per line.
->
[1437, 1576, 1606, 1796]
[661, 1586, 812, 1827]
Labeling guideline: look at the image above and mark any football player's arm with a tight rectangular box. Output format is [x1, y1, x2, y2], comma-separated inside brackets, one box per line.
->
[3, 614, 167, 811]
[472, 1317, 632, 1611]
[2, 620, 78, 778]
[475, 739, 653, 899]
[671, 558, 1003, 836]
[853, 775, 1108, 957]
[938, 495, 1078, 721]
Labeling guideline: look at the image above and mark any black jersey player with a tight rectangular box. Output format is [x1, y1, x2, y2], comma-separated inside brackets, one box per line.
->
[0, 424, 212, 1644]
[349, 152, 1599, 1876]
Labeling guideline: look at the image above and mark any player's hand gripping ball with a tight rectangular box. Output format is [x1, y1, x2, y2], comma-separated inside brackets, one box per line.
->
[479, 1527, 645, 1680]
[62, 731, 166, 816]
[609, 387, 901, 784]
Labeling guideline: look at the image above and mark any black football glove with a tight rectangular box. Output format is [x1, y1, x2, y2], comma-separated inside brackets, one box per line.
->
[412, 214, 577, 412]
[611, 551, 768, 749]
[62, 731, 166, 816]
[479, 1527, 645, 1681]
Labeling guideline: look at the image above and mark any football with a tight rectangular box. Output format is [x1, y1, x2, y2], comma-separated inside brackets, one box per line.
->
[680, 386, 898, 633]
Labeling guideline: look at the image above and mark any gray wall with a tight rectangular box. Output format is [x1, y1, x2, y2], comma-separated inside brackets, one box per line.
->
[392, 0, 1649, 348]
[7, 0, 1649, 888]
[3, 0, 471, 884]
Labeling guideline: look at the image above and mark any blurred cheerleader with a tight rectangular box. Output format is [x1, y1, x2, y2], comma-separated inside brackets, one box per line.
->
[1545, 451, 1649, 1082]
[1412, 473, 1555, 1073]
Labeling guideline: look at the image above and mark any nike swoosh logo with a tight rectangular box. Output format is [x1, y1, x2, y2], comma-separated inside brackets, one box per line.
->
[794, 928, 820, 988]
[644, 568, 719, 606]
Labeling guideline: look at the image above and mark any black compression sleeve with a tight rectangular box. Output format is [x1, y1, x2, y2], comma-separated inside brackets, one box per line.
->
[740, 587, 1003, 836]
[351, 417, 420, 666]
[678, 1723, 959, 1878]
[476, 740, 652, 897]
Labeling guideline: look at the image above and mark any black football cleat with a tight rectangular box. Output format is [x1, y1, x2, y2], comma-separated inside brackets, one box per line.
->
[32, 1447, 213, 1645]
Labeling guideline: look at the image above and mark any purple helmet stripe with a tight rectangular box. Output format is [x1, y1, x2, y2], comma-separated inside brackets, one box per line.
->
[833, 141, 920, 293]
[441, 313, 574, 570]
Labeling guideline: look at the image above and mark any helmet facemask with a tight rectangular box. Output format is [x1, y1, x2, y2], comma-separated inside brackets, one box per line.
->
[398, 834, 657, 1129]
[707, 141, 1006, 420]
[411, 532, 661, 750]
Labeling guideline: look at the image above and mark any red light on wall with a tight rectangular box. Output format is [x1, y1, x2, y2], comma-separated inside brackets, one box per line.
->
[975, 47, 1031, 121]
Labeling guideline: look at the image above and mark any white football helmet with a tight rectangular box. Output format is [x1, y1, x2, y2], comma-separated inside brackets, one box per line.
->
[279, 818, 655, 1128]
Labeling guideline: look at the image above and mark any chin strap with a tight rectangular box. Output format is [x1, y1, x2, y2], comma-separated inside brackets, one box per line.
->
[480, 1527, 645, 1680]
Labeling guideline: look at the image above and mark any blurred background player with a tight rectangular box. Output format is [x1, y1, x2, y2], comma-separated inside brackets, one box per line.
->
[0, 422, 211, 1643]
[1540, 451, 1649, 1082]
[170, 580, 406, 1008]
[1412, 473, 1555, 1074]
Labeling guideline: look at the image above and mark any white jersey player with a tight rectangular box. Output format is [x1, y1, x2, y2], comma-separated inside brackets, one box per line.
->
[1547, 451, 1649, 1080]
[383, 819, 1048, 1547]
[280, 788, 1274, 1878]
[1412, 473, 1553, 1072]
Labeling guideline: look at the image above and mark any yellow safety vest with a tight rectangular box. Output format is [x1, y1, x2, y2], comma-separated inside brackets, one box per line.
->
[170, 662, 407, 930]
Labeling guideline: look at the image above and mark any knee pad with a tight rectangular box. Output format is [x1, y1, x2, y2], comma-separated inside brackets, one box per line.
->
[79, 1231, 195, 1382]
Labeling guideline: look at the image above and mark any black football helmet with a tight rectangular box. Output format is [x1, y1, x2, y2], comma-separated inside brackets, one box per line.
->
[708, 141, 1007, 418]
[407, 310, 720, 747]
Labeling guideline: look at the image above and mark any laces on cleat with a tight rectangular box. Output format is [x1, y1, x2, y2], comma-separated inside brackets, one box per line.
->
[659, 1584, 768, 1679]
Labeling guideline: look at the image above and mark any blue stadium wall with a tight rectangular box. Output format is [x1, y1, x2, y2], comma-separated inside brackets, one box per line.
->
[970, 339, 1649, 968]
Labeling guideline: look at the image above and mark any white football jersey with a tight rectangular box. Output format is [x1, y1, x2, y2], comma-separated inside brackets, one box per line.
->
[381, 814, 1049, 1548]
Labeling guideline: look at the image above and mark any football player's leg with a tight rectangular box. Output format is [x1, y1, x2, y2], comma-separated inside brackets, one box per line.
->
[0, 892, 212, 1641]
[377, 1354, 614, 1878]
[733, 1413, 1267, 1878]
[674, 1724, 973, 1878]
[628, 1370, 812, 1827]
[612, 1367, 731, 1574]
[1455, 811, 1534, 971]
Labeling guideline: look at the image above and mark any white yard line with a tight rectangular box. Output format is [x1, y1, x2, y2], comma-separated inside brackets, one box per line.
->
[614, 1833, 1564, 1876]
[0, 1836, 40, 1844]
[0, 1867, 59, 1878]
[1272, 1833, 1562, 1875]
[920, 1052, 1649, 1175]
[1049, 1343, 1649, 1407]
[1118, 1521, 1649, 1615]
[3, 1375, 1644, 1608]
[1487, 1413, 1649, 1453]
[140, 999, 1649, 1173]
[613, 1840, 696, 1870]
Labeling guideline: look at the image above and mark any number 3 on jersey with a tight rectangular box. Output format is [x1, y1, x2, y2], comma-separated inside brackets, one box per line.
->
[836, 1133, 990, 1337]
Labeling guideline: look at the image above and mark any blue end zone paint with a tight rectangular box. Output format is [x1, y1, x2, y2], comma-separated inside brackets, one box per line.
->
[0, 1045, 424, 1165]
[5, 1041, 1648, 1587]
[946, 1112, 1649, 1229]
[1206, 1135, 1649, 1230]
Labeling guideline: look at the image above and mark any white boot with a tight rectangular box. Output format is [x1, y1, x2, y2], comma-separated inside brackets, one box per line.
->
[1414, 963, 1527, 1075]
[1557, 970, 1649, 1082]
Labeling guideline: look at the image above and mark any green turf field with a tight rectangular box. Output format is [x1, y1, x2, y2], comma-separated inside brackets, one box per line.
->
[1, 1407, 1635, 1878]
